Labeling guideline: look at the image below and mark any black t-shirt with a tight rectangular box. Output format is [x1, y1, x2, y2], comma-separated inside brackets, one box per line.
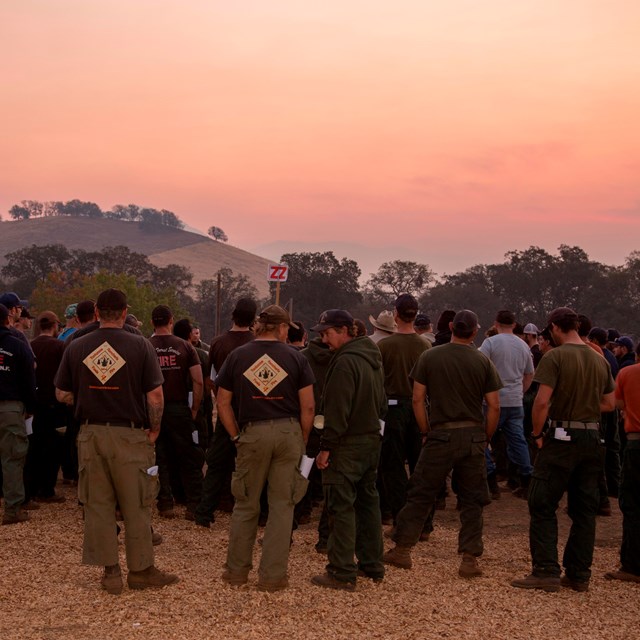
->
[148, 334, 199, 403]
[31, 335, 66, 405]
[208, 330, 255, 374]
[54, 327, 164, 425]
[216, 340, 315, 425]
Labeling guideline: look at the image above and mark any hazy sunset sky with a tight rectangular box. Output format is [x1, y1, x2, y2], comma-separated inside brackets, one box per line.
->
[2, 1, 639, 278]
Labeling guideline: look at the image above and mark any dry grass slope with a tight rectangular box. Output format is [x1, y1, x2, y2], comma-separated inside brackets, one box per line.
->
[0, 218, 274, 297]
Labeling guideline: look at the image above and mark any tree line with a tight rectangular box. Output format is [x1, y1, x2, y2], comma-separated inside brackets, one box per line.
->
[274, 246, 640, 339]
[0, 244, 257, 340]
[1, 242, 638, 341]
[4, 200, 184, 230]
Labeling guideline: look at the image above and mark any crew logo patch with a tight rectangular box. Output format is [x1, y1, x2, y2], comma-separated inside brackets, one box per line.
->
[83, 342, 126, 384]
[243, 354, 288, 395]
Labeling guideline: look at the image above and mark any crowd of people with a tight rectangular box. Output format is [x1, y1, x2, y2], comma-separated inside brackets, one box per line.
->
[0, 286, 638, 596]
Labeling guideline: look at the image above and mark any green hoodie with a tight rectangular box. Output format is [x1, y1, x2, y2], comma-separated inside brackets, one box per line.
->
[321, 336, 387, 448]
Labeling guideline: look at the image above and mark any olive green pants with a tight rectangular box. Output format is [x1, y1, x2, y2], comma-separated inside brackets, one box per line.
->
[226, 418, 307, 583]
[0, 402, 28, 516]
[78, 424, 158, 571]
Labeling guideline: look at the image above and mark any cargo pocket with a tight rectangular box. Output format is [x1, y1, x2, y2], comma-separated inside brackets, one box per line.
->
[321, 467, 345, 487]
[528, 469, 551, 510]
[471, 433, 487, 456]
[76, 430, 95, 466]
[291, 470, 309, 505]
[77, 465, 89, 505]
[10, 431, 29, 461]
[139, 467, 158, 507]
[231, 468, 250, 501]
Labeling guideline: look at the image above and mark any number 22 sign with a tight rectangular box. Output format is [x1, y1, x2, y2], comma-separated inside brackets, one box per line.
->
[267, 263, 289, 282]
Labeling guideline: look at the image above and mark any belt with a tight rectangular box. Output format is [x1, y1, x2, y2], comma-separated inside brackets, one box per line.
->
[0, 400, 24, 413]
[433, 420, 484, 430]
[553, 420, 599, 430]
[242, 417, 298, 429]
[627, 433, 640, 441]
[84, 419, 144, 430]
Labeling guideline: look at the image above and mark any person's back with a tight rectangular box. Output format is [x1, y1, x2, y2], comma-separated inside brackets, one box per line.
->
[479, 333, 533, 407]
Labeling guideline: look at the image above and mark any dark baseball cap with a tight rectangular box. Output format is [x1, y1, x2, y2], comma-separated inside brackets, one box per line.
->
[395, 293, 419, 316]
[587, 327, 608, 346]
[151, 305, 173, 324]
[414, 313, 431, 329]
[547, 307, 579, 326]
[96, 288, 128, 311]
[495, 309, 516, 325]
[20, 307, 34, 319]
[258, 304, 297, 328]
[614, 336, 634, 351]
[0, 292, 28, 309]
[607, 328, 620, 343]
[452, 309, 480, 333]
[37, 311, 60, 331]
[311, 309, 354, 332]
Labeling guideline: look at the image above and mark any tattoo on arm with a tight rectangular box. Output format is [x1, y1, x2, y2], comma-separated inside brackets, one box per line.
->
[147, 401, 163, 431]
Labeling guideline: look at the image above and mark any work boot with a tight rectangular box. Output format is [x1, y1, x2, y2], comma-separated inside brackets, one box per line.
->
[383, 545, 412, 569]
[221, 568, 248, 586]
[35, 492, 66, 504]
[2, 509, 29, 525]
[487, 472, 500, 500]
[458, 553, 482, 578]
[560, 575, 589, 592]
[357, 569, 384, 583]
[101, 564, 123, 595]
[511, 573, 560, 592]
[257, 576, 289, 592]
[315, 540, 328, 554]
[512, 475, 531, 500]
[419, 531, 430, 542]
[158, 508, 175, 519]
[127, 566, 179, 590]
[151, 529, 163, 546]
[22, 500, 40, 510]
[311, 573, 356, 591]
[604, 569, 640, 583]
[383, 526, 396, 540]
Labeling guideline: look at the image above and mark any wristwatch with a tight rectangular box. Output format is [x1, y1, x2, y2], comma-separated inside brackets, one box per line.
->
[231, 434, 241, 443]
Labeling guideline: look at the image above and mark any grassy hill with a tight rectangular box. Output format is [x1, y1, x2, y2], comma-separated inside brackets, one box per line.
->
[0, 217, 274, 298]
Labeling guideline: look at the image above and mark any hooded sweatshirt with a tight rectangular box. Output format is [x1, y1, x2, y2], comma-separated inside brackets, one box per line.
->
[321, 336, 387, 448]
[301, 336, 333, 408]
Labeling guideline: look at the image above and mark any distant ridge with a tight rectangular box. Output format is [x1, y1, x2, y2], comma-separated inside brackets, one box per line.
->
[0, 217, 275, 297]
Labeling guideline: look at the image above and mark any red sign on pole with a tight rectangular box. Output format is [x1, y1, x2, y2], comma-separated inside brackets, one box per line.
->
[268, 263, 289, 282]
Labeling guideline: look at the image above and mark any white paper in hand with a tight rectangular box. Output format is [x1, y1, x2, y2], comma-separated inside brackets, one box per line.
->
[299, 455, 315, 478]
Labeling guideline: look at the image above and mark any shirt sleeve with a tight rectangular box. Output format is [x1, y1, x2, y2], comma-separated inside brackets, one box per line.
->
[533, 351, 559, 388]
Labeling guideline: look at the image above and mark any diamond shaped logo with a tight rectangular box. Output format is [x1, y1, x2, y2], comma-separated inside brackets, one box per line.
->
[83, 342, 126, 384]
[243, 354, 288, 395]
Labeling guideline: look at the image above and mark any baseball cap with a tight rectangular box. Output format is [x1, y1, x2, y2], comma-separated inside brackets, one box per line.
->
[311, 309, 354, 332]
[151, 305, 172, 324]
[547, 307, 579, 326]
[20, 307, 34, 320]
[258, 304, 297, 328]
[395, 293, 419, 318]
[452, 309, 480, 333]
[495, 309, 516, 325]
[37, 311, 60, 331]
[414, 313, 431, 329]
[234, 298, 257, 315]
[64, 303, 78, 319]
[587, 327, 608, 346]
[523, 323, 539, 335]
[614, 336, 634, 351]
[607, 328, 620, 343]
[0, 292, 28, 309]
[125, 313, 143, 328]
[96, 289, 128, 311]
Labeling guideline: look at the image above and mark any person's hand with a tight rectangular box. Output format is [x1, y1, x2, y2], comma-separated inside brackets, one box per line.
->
[316, 450, 330, 470]
[146, 429, 159, 445]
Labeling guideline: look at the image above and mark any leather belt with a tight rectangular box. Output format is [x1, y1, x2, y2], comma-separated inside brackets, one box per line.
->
[433, 420, 484, 430]
[554, 420, 599, 430]
[242, 417, 298, 428]
[84, 420, 144, 429]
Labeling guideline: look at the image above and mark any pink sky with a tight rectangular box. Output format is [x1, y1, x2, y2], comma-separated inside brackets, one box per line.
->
[1, 1, 639, 277]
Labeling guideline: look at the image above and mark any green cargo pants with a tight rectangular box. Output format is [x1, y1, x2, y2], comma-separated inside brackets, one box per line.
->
[0, 402, 28, 516]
